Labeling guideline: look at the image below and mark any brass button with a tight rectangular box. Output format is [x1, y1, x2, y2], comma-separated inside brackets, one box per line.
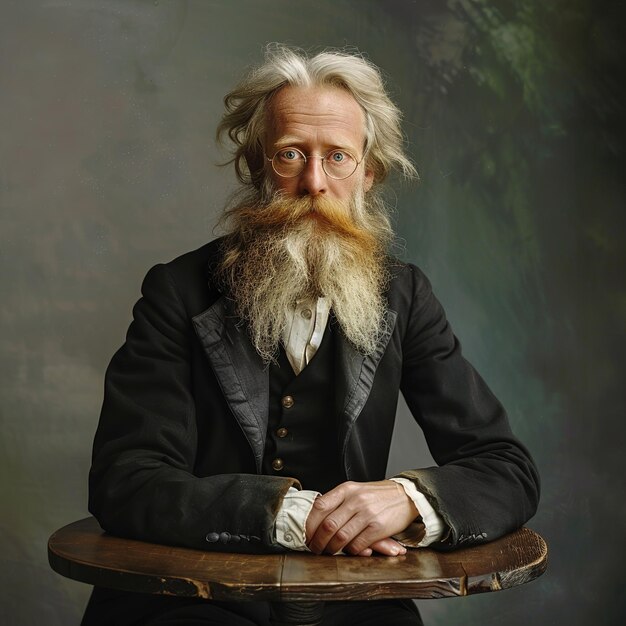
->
[281, 395, 294, 409]
[276, 427, 288, 438]
[301, 308, 312, 320]
[272, 458, 284, 471]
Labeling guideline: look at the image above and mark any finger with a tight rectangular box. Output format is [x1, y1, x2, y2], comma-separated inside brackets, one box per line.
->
[343, 527, 406, 557]
[355, 539, 406, 558]
[308, 508, 360, 554]
[317, 509, 375, 555]
[305, 485, 350, 541]
[366, 538, 406, 556]
[306, 484, 362, 553]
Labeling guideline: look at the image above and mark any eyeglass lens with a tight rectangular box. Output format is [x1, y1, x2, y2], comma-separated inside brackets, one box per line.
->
[271, 148, 358, 179]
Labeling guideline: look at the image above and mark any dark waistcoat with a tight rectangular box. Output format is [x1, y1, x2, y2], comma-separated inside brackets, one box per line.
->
[262, 323, 345, 493]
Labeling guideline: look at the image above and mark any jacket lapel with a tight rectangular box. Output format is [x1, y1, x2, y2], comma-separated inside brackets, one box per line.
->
[335, 309, 398, 459]
[192, 293, 397, 475]
[192, 297, 269, 473]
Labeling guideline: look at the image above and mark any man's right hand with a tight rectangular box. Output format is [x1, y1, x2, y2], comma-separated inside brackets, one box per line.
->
[305, 480, 418, 556]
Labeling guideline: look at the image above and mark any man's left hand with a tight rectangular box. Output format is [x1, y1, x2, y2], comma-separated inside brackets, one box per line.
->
[305, 480, 419, 556]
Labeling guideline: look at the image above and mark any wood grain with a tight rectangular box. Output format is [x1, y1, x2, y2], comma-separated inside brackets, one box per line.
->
[48, 517, 547, 602]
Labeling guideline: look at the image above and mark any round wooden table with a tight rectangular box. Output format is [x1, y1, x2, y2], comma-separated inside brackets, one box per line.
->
[49, 517, 547, 625]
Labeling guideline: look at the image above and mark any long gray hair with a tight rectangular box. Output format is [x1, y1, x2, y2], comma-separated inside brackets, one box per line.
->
[217, 44, 417, 189]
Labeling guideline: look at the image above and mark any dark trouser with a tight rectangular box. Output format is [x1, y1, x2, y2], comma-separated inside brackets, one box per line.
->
[142, 599, 422, 625]
[82, 588, 423, 626]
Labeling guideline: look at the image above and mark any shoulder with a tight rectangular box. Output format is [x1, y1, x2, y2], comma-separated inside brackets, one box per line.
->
[385, 258, 451, 354]
[386, 256, 434, 311]
[141, 238, 225, 318]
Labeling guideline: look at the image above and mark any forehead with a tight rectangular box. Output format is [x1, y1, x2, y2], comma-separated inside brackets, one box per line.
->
[265, 85, 366, 150]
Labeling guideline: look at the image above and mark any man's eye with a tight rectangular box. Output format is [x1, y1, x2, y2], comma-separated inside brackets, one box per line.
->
[329, 151, 347, 163]
[280, 149, 300, 161]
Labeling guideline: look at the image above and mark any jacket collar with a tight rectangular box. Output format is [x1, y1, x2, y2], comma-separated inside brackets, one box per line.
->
[192, 297, 396, 473]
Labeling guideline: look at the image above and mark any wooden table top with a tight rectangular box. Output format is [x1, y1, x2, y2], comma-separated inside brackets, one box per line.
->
[48, 517, 547, 602]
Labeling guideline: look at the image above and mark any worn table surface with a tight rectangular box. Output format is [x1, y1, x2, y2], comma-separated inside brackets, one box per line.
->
[48, 517, 547, 602]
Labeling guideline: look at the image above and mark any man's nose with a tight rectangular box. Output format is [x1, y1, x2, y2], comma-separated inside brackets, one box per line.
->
[297, 156, 327, 196]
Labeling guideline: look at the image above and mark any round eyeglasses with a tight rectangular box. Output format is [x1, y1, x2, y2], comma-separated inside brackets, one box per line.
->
[266, 147, 363, 180]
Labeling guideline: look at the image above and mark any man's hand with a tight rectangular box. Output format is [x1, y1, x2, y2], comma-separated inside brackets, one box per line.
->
[305, 480, 419, 556]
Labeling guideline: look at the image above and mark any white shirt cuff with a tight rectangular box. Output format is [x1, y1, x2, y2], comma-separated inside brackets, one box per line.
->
[389, 477, 445, 546]
[275, 487, 320, 551]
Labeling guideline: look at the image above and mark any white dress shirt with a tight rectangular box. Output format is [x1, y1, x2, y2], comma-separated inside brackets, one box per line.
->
[274, 298, 445, 551]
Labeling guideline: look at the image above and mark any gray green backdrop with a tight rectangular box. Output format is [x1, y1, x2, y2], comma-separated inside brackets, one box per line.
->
[1, 1, 624, 624]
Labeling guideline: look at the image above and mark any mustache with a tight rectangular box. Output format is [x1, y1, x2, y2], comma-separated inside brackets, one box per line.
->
[235, 193, 378, 249]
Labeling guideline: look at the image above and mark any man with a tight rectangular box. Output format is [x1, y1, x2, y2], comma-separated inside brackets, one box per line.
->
[83, 46, 539, 625]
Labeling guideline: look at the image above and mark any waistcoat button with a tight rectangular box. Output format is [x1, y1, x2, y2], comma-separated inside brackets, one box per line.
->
[301, 308, 312, 320]
[281, 395, 294, 409]
[276, 427, 288, 438]
[272, 458, 284, 471]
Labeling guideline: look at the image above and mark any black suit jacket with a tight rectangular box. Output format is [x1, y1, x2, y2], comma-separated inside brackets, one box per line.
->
[89, 238, 539, 553]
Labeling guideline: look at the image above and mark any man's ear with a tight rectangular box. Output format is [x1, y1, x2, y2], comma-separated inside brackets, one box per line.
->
[363, 167, 375, 192]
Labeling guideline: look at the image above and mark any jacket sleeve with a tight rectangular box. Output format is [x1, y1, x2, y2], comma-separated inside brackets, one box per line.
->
[88, 263, 299, 553]
[396, 265, 540, 550]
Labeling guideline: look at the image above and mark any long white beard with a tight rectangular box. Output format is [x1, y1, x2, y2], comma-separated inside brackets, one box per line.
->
[219, 191, 392, 363]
